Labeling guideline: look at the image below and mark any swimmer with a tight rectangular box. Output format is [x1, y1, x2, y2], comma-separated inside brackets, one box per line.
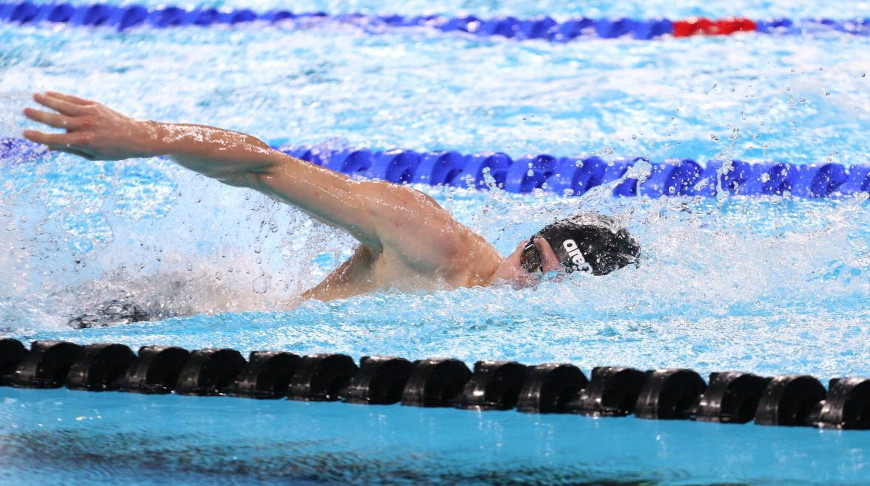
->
[23, 91, 640, 302]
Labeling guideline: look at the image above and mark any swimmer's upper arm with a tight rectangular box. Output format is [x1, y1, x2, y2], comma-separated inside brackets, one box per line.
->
[247, 151, 463, 260]
[247, 152, 390, 248]
[258, 157, 465, 265]
[351, 181, 469, 267]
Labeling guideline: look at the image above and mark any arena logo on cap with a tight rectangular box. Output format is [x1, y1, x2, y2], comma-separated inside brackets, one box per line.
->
[563, 239, 586, 268]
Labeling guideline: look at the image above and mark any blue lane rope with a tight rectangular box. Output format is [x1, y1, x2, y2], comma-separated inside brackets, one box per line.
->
[3, 137, 869, 198]
[0, 2, 868, 40]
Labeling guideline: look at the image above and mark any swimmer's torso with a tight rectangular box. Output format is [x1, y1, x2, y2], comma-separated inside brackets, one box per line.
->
[301, 235, 501, 301]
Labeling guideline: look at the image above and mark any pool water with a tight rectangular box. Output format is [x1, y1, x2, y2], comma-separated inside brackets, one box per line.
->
[3, 387, 870, 486]
[1, 0, 870, 484]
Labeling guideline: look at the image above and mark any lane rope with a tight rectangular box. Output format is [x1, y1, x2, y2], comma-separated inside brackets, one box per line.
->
[0, 2, 868, 40]
[3, 137, 868, 198]
[2, 338, 868, 429]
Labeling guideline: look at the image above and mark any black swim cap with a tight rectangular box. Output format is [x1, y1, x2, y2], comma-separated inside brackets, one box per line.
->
[522, 213, 640, 276]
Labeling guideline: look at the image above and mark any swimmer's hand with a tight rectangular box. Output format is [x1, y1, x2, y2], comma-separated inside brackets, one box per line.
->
[491, 237, 562, 288]
[22, 91, 274, 185]
[23, 92, 155, 161]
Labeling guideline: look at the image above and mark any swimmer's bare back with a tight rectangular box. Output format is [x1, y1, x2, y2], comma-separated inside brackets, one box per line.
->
[23, 92, 555, 301]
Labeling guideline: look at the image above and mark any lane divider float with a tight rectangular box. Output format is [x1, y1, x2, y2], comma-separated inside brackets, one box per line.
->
[4, 137, 868, 198]
[0, 2, 868, 40]
[1, 338, 868, 429]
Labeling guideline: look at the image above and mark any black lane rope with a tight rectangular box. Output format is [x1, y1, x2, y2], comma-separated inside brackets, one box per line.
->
[1, 339, 868, 430]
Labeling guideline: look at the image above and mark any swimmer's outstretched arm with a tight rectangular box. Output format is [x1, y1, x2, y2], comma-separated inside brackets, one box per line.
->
[23, 92, 484, 268]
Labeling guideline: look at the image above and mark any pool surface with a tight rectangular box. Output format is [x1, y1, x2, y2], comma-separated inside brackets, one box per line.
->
[1, 0, 870, 484]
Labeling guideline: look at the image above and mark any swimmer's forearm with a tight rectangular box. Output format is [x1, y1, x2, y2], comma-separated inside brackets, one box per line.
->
[140, 121, 281, 185]
[23, 92, 280, 177]
[141, 122, 353, 207]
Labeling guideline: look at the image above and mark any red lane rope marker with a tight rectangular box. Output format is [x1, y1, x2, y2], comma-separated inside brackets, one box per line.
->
[673, 17, 757, 37]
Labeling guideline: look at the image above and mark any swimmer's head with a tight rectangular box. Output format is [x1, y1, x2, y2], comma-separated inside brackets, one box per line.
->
[492, 212, 640, 287]
[520, 213, 640, 276]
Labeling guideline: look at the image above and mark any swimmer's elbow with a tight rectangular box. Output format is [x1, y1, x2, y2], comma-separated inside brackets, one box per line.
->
[225, 151, 291, 188]
[195, 163, 272, 189]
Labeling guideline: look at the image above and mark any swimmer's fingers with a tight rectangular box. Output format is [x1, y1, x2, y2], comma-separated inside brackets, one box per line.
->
[45, 91, 95, 105]
[23, 130, 95, 160]
[22, 129, 90, 151]
[23, 108, 78, 130]
[32, 92, 90, 116]
[534, 237, 562, 273]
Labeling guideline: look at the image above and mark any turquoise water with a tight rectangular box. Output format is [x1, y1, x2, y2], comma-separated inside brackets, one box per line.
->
[2, 0, 870, 484]
[2, 387, 870, 485]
